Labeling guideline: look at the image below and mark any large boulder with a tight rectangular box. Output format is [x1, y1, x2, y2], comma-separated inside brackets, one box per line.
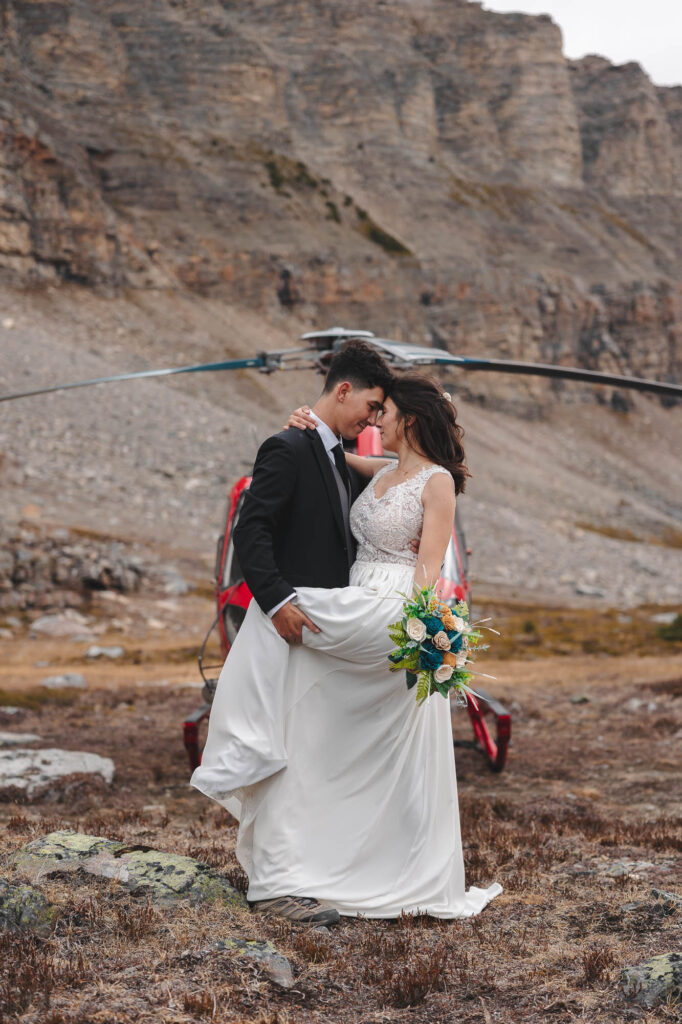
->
[621, 952, 682, 1009]
[0, 878, 59, 935]
[0, 749, 114, 801]
[13, 831, 245, 908]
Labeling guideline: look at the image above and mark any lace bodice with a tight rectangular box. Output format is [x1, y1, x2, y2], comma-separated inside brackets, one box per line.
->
[350, 462, 452, 567]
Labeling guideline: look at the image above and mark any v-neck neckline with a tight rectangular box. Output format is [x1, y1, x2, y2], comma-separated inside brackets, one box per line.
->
[371, 463, 432, 501]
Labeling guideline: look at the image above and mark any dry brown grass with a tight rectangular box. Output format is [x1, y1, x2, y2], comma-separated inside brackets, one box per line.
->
[471, 599, 682, 659]
[0, 688, 80, 712]
[575, 519, 682, 549]
[0, 638, 680, 1022]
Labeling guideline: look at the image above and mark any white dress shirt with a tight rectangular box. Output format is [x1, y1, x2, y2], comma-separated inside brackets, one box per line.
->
[266, 413, 343, 617]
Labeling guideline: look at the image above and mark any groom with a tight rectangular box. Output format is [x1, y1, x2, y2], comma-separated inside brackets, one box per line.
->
[232, 339, 393, 924]
[234, 339, 393, 646]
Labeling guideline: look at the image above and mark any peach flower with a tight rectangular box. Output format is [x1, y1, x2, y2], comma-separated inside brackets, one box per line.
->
[440, 609, 456, 631]
[432, 630, 451, 651]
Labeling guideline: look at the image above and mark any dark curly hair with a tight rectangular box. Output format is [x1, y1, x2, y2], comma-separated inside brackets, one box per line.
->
[388, 373, 470, 494]
[323, 339, 393, 395]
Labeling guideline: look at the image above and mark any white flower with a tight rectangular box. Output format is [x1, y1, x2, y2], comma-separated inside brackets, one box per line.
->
[452, 616, 466, 632]
[432, 630, 451, 651]
[434, 664, 454, 683]
[405, 617, 427, 642]
[455, 650, 467, 669]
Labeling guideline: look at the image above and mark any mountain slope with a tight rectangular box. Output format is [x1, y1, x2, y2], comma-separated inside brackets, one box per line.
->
[0, 0, 680, 409]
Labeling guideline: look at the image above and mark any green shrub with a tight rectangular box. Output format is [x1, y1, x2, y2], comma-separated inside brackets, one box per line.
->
[356, 210, 412, 255]
[658, 614, 682, 642]
[325, 200, 341, 223]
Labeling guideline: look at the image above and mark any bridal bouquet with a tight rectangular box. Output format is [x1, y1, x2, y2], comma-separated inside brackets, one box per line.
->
[388, 586, 492, 705]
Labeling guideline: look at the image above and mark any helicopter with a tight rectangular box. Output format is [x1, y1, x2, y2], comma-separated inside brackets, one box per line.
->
[2, 325, 680, 773]
[2, 324, 680, 405]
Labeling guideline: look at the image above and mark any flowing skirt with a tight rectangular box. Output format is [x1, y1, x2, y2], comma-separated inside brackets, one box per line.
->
[191, 560, 502, 918]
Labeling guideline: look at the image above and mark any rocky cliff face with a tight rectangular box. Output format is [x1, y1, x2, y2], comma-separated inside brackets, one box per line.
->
[0, 0, 680, 406]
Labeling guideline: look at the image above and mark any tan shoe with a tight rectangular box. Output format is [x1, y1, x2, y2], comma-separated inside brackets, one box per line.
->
[249, 895, 340, 926]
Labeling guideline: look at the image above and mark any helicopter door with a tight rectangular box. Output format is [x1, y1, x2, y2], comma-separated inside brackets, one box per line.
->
[222, 492, 245, 590]
[219, 488, 252, 652]
[438, 504, 470, 606]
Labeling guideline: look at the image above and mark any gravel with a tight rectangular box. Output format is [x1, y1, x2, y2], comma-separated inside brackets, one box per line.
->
[1, 286, 681, 609]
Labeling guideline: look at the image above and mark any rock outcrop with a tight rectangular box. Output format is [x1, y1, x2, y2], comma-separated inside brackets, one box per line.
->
[6, 833, 294, 986]
[0, 524, 145, 611]
[0, 0, 679, 402]
[13, 830, 246, 908]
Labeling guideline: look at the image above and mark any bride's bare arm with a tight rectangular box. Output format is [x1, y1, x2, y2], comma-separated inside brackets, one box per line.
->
[344, 452, 391, 478]
[413, 474, 456, 591]
[284, 406, 391, 478]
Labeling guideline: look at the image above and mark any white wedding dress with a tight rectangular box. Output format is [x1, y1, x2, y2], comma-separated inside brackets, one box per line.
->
[191, 463, 502, 918]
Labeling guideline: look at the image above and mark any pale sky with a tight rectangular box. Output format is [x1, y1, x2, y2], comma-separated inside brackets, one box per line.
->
[480, 0, 681, 86]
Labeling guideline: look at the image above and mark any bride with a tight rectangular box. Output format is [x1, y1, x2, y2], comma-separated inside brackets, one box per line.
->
[191, 370, 502, 924]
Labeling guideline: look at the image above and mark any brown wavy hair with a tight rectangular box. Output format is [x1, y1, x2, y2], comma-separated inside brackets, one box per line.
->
[388, 373, 470, 494]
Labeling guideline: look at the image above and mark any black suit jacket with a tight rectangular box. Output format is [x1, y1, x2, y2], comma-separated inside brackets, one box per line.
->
[233, 427, 367, 613]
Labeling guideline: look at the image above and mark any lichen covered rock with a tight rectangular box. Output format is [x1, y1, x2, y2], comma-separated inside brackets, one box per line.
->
[0, 878, 59, 935]
[621, 951, 682, 1009]
[13, 830, 245, 908]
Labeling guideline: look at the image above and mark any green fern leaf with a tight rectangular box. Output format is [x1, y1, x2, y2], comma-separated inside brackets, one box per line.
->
[388, 626, 407, 646]
[416, 672, 431, 704]
[389, 651, 420, 671]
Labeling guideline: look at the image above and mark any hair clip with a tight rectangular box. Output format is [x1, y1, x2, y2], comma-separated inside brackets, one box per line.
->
[441, 391, 452, 402]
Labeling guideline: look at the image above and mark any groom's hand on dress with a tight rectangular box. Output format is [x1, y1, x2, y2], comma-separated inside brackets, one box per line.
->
[272, 601, 321, 644]
[410, 530, 422, 555]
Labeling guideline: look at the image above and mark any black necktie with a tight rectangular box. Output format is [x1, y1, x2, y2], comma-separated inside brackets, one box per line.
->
[331, 443, 351, 497]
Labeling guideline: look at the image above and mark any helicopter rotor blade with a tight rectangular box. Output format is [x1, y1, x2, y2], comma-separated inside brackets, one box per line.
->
[427, 355, 682, 398]
[334, 337, 682, 398]
[0, 355, 268, 404]
[1, 335, 679, 402]
[356, 339, 681, 398]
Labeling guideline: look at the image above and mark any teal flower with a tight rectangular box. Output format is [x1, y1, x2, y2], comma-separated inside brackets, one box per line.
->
[448, 632, 464, 652]
[423, 615, 444, 637]
[419, 644, 444, 671]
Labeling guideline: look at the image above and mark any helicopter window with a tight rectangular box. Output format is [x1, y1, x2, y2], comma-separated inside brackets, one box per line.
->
[223, 604, 246, 647]
[214, 498, 230, 582]
[228, 546, 243, 589]
[223, 492, 246, 589]
[441, 536, 462, 587]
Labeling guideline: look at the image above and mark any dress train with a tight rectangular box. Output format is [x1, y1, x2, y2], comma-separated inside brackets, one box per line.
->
[191, 559, 502, 918]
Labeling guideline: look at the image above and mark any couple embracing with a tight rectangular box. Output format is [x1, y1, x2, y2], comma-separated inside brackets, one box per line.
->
[191, 340, 502, 925]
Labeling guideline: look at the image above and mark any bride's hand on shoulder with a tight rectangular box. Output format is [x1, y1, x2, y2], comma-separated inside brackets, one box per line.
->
[284, 405, 317, 431]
